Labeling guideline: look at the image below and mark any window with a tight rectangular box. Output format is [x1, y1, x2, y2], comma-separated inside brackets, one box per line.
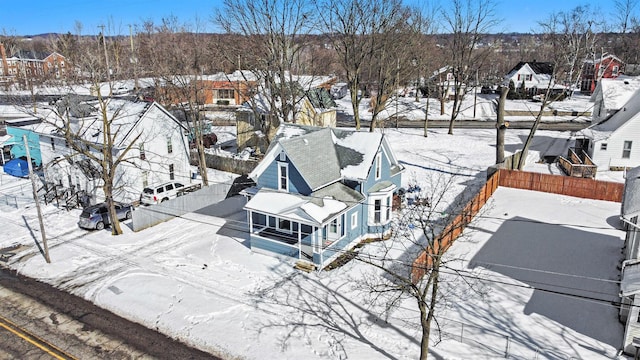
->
[166, 183, 174, 191]
[167, 138, 173, 154]
[217, 89, 234, 99]
[613, 66, 619, 76]
[386, 196, 391, 220]
[351, 212, 358, 229]
[277, 218, 292, 233]
[600, 143, 607, 151]
[169, 164, 175, 180]
[374, 199, 382, 223]
[623, 141, 633, 159]
[375, 152, 382, 180]
[139, 144, 146, 160]
[278, 162, 288, 191]
[50, 137, 55, 150]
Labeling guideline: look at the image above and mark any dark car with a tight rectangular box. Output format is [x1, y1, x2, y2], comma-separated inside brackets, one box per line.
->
[78, 202, 133, 230]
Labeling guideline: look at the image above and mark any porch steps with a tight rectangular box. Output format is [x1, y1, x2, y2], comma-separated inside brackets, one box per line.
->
[294, 261, 317, 273]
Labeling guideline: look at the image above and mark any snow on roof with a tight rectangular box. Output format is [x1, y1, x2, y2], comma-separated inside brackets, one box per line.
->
[596, 76, 640, 110]
[244, 189, 346, 224]
[200, 70, 258, 82]
[623, 166, 640, 218]
[332, 128, 382, 180]
[32, 98, 171, 147]
[578, 87, 640, 141]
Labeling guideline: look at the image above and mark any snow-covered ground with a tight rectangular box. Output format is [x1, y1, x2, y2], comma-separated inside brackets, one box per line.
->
[0, 127, 629, 359]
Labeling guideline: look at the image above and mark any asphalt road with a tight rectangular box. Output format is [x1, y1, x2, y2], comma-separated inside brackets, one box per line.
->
[0, 268, 220, 359]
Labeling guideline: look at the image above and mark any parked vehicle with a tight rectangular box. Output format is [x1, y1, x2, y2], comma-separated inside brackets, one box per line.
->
[78, 202, 133, 230]
[140, 181, 185, 205]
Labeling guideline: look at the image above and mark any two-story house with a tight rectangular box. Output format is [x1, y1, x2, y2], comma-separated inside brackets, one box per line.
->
[575, 87, 640, 171]
[243, 124, 404, 270]
[581, 53, 624, 95]
[590, 76, 640, 124]
[34, 97, 192, 203]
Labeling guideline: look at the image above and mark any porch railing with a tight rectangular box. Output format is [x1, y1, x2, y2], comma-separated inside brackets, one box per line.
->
[557, 147, 597, 179]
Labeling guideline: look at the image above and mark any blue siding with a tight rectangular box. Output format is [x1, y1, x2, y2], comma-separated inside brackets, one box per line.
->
[7, 127, 41, 166]
[251, 236, 299, 258]
[256, 158, 311, 194]
[362, 145, 394, 193]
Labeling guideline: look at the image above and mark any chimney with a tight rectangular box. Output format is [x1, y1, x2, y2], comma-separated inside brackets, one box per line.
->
[0, 43, 8, 76]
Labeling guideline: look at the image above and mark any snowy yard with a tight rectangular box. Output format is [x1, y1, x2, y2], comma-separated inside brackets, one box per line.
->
[0, 127, 630, 359]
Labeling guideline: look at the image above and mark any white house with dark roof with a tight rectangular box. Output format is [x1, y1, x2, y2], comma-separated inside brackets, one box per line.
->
[503, 61, 556, 94]
[243, 123, 404, 269]
[590, 76, 640, 123]
[575, 87, 640, 170]
[35, 97, 193, 203]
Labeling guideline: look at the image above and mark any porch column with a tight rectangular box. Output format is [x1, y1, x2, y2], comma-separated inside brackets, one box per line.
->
[248, 210, 253, 234]
[298, 222, 302, 259]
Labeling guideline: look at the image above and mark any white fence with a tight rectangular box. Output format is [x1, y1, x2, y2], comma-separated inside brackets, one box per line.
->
[132, 182, 231, 232]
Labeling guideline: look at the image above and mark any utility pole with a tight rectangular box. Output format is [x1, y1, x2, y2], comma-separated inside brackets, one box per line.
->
[98, 24, 111, 95]
[23, 135, 50, 263]
[129, 24, 139, 91]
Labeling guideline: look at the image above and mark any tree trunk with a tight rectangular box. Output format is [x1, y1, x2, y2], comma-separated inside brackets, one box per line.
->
[448, 91, 458, 135]
[419, 264, 441, 360]
[496, 86, 509, 165]
[423, 95, 429, 138]
[350, 82, 361, 130]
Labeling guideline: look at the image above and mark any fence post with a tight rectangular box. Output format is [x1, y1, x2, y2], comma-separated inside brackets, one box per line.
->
[505, 336, 510, 358]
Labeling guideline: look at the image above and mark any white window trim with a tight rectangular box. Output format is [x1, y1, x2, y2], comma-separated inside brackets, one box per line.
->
[351, 212, 358, 229]
[277, 161, 289, 192]
[368, 193, 393, 226]
[375, 152, 382, 180]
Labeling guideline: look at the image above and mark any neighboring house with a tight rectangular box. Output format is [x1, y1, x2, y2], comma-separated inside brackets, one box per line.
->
[590, 76, 640, 123]
[5, 121, 42, 166]
[242, 123, 404, 269]
[503, 61, 557, 97]
[0, 43, 67, 82]
[575, 88, 640, 170]
[196, 70, 258, 106]
[34, 98, 192, 203]
[429, 66, 466, 100]
[581, 53, 624, 95]
[619, 166, 640, 355]
[236, 76, 338, 154]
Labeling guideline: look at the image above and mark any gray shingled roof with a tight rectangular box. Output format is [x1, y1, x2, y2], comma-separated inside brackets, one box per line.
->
[310, 182, 365, 206]
[623, 166, 640, 218]
[280, 128, 342, 190]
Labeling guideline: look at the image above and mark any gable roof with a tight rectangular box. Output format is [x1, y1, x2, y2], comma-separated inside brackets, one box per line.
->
[578, 87, 640, 141]
[591, 76, 640, 110]
[251, 123, 400, 191]
[507, 61, 554, 75]
[33, 98, 185, 147]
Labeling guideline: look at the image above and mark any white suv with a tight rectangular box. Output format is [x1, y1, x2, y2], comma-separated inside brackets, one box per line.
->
[140, 181, 185, 205]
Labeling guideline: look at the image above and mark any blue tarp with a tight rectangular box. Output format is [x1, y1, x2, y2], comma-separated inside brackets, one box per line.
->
[3, 159, 29, 178]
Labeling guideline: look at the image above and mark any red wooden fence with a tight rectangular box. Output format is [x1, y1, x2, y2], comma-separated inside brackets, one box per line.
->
[410, 169, 623, 282]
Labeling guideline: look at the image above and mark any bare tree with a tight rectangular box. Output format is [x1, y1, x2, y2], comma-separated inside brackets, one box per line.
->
[216, 0, 315, 142]
[356, 173, 486, 360]
[518, 6, 600, 170]
[441, 0, 498, 135]
[137, 17, 213, 186]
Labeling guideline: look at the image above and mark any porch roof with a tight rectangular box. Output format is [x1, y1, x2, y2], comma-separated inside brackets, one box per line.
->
[244, 188, 349, 224]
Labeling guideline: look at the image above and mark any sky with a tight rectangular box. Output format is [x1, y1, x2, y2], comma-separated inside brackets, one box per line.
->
[0, 0, 621, 37]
